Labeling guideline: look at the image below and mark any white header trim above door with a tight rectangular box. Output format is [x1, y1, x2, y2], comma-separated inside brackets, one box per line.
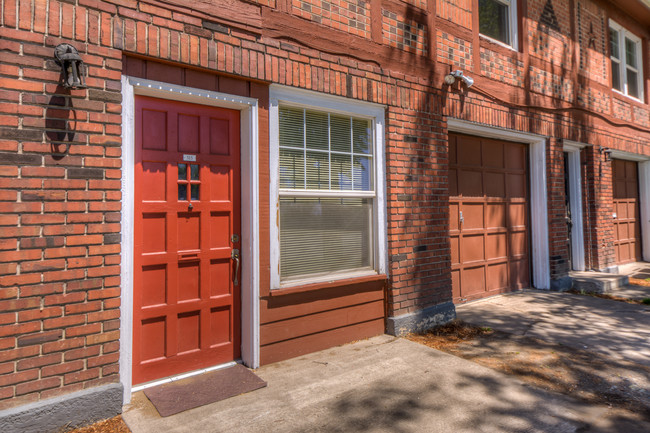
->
[447, 119, 551, 289]
[120, 77, 260, 404]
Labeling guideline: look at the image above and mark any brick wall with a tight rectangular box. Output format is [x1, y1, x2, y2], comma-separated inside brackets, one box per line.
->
[1, 0, 649, 411]
[0, 1, 123, 408]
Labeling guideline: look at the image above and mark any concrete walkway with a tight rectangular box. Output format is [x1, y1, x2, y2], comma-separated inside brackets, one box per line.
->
[456, 290, 650, 368]
[123, 335, 648, 433]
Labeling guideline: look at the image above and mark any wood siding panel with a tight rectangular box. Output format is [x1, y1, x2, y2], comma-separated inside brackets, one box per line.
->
[260, 319, 384, 365]
[260, 279, 385, 323]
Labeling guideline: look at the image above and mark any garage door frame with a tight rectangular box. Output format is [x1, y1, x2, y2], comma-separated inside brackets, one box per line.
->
[447, 119, 550, 289]
[609, 149, 650, 262]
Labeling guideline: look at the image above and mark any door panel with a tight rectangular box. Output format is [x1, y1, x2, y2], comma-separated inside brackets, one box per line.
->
[449, 133, 530, 303]
[133, 95, 241, 385]
[613, 159, 642, 265]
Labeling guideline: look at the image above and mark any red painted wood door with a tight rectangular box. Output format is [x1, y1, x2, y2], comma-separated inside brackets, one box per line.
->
[449, 133, 530, 303]
[133, 95, 241, 385]
[613, 159, 642, 265]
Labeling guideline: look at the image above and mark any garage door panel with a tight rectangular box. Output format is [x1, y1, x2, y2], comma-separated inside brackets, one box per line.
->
[509, 231, 527, 257]
[450, 237, 460, 265]
[505, 142, 526, 170]
[486, 203, 506, 228]
[462, 266, 486, 295]
[451, 270, 461, 300]
[449, 168, 458, 196]
[459, 170, 483, 196]
[487, 263, 508, 291]
[508, 203, 527, 228]
[449, 203, 459, 231]
[485, 172, 505, 197]
[462, 203, 484, 229]
[458, 136, 482, 166]
[463, 235, 485, 263]
[450, 133, 530, 303]
[483, 142, 503, 168]
[507, 174, 526, 197]
[510, 259, 529, 288]
[486, 233, 507, 260]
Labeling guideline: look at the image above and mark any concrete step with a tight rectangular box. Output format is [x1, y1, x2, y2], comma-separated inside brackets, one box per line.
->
[570, 271, 629, 294]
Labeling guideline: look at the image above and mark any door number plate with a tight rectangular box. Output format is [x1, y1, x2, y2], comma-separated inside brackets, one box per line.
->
[183, 154, 197, 162]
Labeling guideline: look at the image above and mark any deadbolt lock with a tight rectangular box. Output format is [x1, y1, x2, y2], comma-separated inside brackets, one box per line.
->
[231, 234, 240, 243]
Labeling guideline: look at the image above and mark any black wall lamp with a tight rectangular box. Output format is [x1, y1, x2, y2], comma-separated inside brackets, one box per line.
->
[54, 44, 87, 89]
[599, 146, 612, 162]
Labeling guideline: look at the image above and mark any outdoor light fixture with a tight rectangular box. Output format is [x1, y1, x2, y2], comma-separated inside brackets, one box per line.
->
[603, 148, 612, 161]
[444, 70, 474, 88]
[54, 44, 86, 89]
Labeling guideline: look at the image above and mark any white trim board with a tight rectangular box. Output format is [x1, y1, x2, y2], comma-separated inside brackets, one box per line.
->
[608, 149, 650, 262]
[268, 85, 388, 290]
[447, 119, 551, 289]
[562, 140, 587, 271]
[119, 77, 260, 404]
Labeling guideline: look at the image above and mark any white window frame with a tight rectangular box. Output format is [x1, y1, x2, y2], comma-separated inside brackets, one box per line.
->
[269, 85, 387, 290]
[478, 0, 519, 50]
[609, 20, 644, 102]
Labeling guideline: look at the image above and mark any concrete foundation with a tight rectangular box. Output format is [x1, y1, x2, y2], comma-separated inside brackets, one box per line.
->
[0, 383, 123, 433]
[386, 302, 456, 336]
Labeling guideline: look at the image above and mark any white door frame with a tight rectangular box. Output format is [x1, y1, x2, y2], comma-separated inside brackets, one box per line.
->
[563, 141, 586, 271]
[609, 149, 650, 262]
[447, 119, 551, 289]
[120, 77, 260, 403]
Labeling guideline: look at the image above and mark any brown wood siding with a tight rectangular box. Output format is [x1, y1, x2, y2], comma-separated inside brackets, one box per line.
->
[613, 159, 643, 265]
[260, 278, 386, 365]
[449, 133, 531, 303]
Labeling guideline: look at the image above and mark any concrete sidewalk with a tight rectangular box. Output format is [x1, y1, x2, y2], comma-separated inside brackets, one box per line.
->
[456, 290, 650, 367]
[122, 335, 648, 433]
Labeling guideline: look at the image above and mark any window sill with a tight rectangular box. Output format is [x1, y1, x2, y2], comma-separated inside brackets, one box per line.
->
[269, 273, 388, 297]
[479, 33, 517, 53]
[611, 88, 645, 105]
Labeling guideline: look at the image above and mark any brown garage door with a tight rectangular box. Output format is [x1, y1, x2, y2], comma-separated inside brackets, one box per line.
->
[613, 159, 642, 265]
[449, 133, 530, 303]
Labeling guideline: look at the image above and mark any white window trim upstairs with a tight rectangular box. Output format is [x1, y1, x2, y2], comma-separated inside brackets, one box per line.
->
[479, 0, 519, 51]
[269, 85, 387, 290]
[609, 20, 644, 102]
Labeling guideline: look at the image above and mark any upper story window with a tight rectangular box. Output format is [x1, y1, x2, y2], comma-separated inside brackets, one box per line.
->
[270, 86, 387, 289]
[479, 0, 518, 49]
[609, 21, 644, 102]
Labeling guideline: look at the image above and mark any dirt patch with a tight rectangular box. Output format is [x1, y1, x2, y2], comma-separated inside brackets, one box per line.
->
[65, 415, 130, 433]
[629, 278, 650, 287]
[407, 320, 650, 421]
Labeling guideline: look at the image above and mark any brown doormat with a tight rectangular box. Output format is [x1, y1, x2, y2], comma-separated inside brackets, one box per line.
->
[143, 364, 267, 417]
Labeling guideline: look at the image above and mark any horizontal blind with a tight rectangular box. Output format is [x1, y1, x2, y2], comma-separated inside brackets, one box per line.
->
[279, 198, 373, 279]
[278, 105, 376, 281]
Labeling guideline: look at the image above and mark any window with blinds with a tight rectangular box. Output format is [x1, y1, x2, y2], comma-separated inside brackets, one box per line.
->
[278, 106, 375, 282]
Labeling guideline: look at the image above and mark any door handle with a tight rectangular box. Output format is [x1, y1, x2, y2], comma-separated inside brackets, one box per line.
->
[231, 248, 240, 286]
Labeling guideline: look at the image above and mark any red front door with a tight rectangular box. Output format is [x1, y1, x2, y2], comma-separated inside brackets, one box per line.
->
[133, 95, 241, 385]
